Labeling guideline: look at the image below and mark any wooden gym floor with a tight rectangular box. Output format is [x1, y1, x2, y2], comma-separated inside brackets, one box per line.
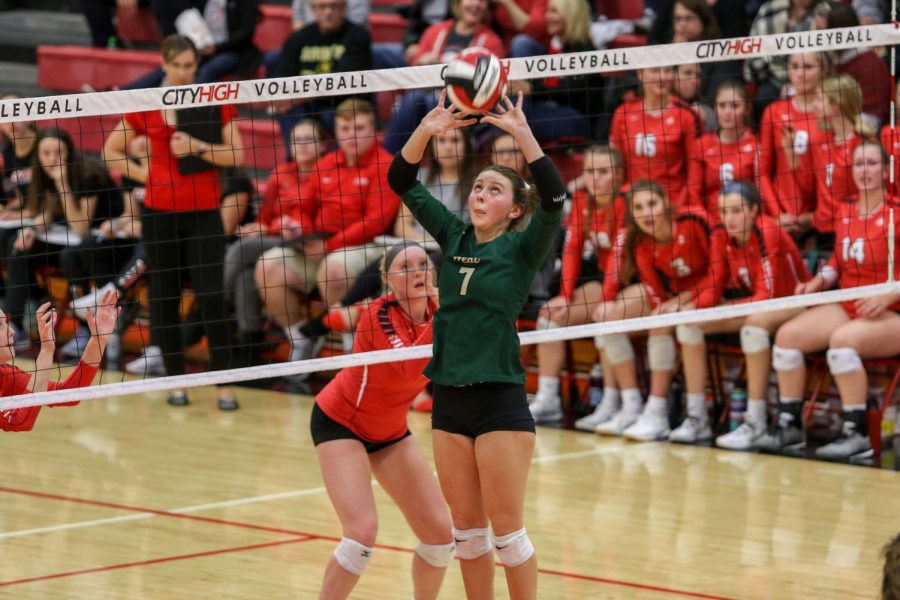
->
[0, 376, 897, 599]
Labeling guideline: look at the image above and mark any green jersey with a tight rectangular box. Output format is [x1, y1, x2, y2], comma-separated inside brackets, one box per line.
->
[400, 179, 562, 386]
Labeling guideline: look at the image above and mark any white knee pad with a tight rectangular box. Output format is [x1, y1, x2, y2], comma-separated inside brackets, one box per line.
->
[772, 345, 804, 372]
[492, 528, 534, 568]
[826, 347, 863, 375]
[648, 334, 676, 372]
[593, 335, 605, 350]
[675, 324, 704, 345]
[333, 537, 374, 576]
[600, 333, 635, 364]
[415, 541, 455, 568]
[536, 315, 561, 330]
[452, 527, 492, 560]
[740, 325, 771, 354]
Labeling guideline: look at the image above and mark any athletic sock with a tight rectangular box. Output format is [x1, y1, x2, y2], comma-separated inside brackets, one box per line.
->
[747, 398, 767, 426]
[621, 388, 643, 413]
[537, 375, 559, 399]
[602, 388, 621, 409]
[686, 393, 707, 420]
[646, 394, 667, 416]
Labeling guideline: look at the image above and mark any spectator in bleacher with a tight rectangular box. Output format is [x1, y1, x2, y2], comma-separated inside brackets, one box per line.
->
[758, 51, 829, 237]
[610, 66, 701, 210]
[744, 0, 819, 124]
[223, 119, 327, 365]
[810, 74, 871, 249]
[673, 62, 716, 133]
[527, 145, 627, 426]
[674, 181, 810, 445]
[492, 0, 547, 54]
[122, 0, 262, 89]
[688, 80, 758, 215]
[649, 0, 750, 44]
[77, 0, 179, 49]
[0, 96, 37, 209]
[770, 139, 900, 459]
[102, 33, 244, 410]
[273, 0, 372, 148]
[255, 98, 399, 367]
[5, 128, 122, 351]
[383, 0, 504, 153]
[395, 0, 451, 68]
[853, 0, 886, 25]
[504, 0, 604, 142]
[814, 0, 890, 128]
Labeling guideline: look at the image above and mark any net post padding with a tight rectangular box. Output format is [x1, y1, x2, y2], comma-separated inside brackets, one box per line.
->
[2, 281, 898, 411]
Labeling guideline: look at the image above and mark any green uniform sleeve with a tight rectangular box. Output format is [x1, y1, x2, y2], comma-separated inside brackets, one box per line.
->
[401, 182, 463, 250]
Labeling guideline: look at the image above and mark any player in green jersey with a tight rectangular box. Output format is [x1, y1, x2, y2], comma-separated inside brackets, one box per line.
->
[387, 90, 566, 600]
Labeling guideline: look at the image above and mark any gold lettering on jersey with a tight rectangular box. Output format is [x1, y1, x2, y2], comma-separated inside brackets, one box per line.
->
[453, 256, 481, 264]
[299, 44, 347, 63]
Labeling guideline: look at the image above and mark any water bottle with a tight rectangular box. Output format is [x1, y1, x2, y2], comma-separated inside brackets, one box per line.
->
[106, 36, 118, 50]
[587, 363, 603, 408]
[729, 387, 747, 431]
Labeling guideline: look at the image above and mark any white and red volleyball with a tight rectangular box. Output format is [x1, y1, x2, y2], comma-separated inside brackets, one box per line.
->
[443, 47, 508, 113]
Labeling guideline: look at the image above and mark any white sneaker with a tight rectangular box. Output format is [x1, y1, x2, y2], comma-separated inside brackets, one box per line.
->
[815, 421, 872, 460]
[574, 398, 619, 432]
[596, 406, 641, 436]
[669, 417, 712, 444]
[125, 345, 166, 376]
[716, 421, 766, 451]
[623, 411, 670, 441]
[529, 392, 563, 423]
[71, 283, 117, 322]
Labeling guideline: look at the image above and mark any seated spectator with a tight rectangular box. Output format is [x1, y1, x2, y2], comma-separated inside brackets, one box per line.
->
[383, 0, 504, 153]
[771, 140, 900, 459]
[688, 80, 758, 214]
[673, 62, 715, 132]
[494, 0, 548, 56]
[6, 129, 122, 350]
[396, 0, 452, 68]
[744, 0, 818, 124]
[77, 0, 179, 49]
[815, 0, 890, 128]
[255, 99, 399, 365]
[507, 0, 605, 142]
[273, 0, 372, 148]
[223, 119, 327, 364]
[758, 51, 829, 236]
[0, 96, 37, 209]
[122, 0, 262, 89]
[649, 0, 750, 44]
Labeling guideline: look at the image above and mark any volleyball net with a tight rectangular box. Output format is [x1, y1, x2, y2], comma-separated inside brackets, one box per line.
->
[0, 23, 899, 411]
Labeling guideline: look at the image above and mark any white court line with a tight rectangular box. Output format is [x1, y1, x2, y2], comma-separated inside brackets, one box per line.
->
[1, 446, 614, 540]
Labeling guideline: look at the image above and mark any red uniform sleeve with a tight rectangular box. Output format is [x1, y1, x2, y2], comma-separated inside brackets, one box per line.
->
[758, 106, 780, 217]
[693, 227, 728, 309]
[413, 22, 443, 65]
[635, 238, 665, 304]
[559, 193, 586, 301]
[286, 170, 320, 233]
[686, 134, 706, 211]
[610, 107, 626, 163]
[258, 169, 282, 230]
[326, 154, 400, 252]
[601, 230, 626, 301]
[1, 361, 96, 432]
[48, 361, 99, 393]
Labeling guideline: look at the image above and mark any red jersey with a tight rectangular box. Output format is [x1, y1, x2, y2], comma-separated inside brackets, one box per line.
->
[492, 0, 547, 42]
[758, 98, 819, 218]
[610, 97, 701, 210]
[822, 198, 900, 308]
[1, 361, 99, 432]
[881, 126, 900, 197]
[695, 216, 811, 309]
[316, 295, 435, 442]
[124, 106, 238, 212]
[812, 129, 861, 234]
[290, 143, 400, 252]
[257, 162, 311, 236]
[558, 192, 626, 301]
[633, 214, 712, 307]
[688, 130, 759, 217]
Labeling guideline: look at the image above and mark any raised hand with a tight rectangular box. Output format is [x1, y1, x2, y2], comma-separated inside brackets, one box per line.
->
[86, 289, 120, 340]
[421, 90, 478, 137]
[35, 302, 57, 353]
[481, 92, 529, 138]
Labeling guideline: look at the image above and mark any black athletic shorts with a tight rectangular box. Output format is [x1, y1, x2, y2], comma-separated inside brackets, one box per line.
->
[309, 403, 411, 454]
[575, 255, 605, 288]
[431, 382, 535, 438]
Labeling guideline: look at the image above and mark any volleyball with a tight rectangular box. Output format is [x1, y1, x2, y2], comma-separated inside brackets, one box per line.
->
[443, 47, 508, 113]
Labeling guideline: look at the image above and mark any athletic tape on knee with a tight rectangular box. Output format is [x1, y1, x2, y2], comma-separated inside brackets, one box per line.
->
[772, 345, 804, 372]
[415, 541, 455, 568]
[826, 347, 863, 375]
[601, 333, 635, 364]
[333, 537, 374, 576]
[452, 527, 492, 560]
[648, 334, 676, 372]
[492, 528, 534, 568]
[675, 324, 704, 345]
[740, 325, 771, 354]
[536, 316, 561, 330]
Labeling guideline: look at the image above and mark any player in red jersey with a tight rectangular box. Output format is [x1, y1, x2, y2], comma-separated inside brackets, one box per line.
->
[591, 180, 711, 441]
[610, 66, 702, 210]
[310, 242, 453, 600]
[688, 81, 759, 218]
[1, 290, 119, 432]
[758, 52, 829, 235]
[810, 74, 870, 245]
[772, 140, 900, 459]
[528, 145, 628, 427]
[671, 182, 811, 444]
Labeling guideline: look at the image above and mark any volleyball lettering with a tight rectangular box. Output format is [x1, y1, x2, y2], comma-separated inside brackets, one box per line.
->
[443, 47, 509, 113]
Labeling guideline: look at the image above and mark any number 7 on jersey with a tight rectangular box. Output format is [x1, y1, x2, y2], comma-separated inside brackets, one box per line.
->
[458, 266, 475, 295]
